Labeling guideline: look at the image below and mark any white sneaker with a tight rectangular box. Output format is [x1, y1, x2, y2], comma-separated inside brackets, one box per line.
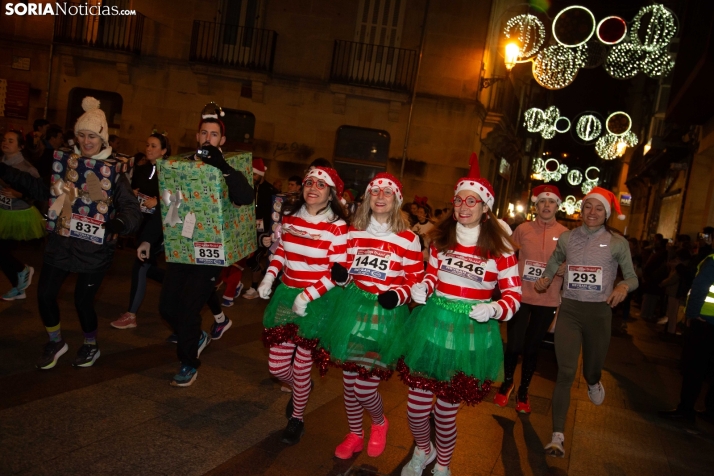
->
[656, 317, 668, 325]
[544, 432, 565, 457]
[242, 287, 259, 300]
[588, 381, 605, 405]
[401, 442, 436, 476]
[431, 464, 451, 476]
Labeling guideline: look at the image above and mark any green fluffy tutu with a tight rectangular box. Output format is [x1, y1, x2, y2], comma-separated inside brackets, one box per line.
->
[0, 207, 46, 240]
[317, 283, 409, 379]
[384, 294, 504, 404]
[262, 282, 343, 348]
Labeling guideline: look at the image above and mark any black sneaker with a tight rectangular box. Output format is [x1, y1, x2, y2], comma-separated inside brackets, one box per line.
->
[285, 379, 314, 419]
[72, 344, 101, 368]
[282, 417, 305, 445]
[36, 340, 69, 370]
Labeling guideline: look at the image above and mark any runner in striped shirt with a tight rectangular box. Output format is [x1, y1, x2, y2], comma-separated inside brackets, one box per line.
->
[257, 166, 348, 446]
[388, 153, 522, 476]
[316, 173, 423, 460]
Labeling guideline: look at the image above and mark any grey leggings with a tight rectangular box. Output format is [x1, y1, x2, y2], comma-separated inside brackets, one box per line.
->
[552, 298, 612, 433]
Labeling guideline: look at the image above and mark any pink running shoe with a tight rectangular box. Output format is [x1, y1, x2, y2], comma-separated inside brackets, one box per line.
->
[367, 417, 389, 457]
[335, 432, 363, 459]
[111, 312, 137, 329]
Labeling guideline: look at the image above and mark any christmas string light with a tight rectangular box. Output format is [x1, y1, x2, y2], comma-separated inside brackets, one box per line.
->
[533, 44, 587, 90]
[504, 14, 546, 61]
[560, 195, 583, 215]
[532, 157, 545, 174]
[567, 169, 583, 186]
[524, 106, 567, 139]
[595, 131, 638, 160]
[582, 166, 599, 194]
[576, 114, 602, 142]
[606, 111, 632, 136]
[542, 158, 568, 183]
[630, 4, 676, 52]
[552, 5, 596, 47]
[604, 42, 644, 79]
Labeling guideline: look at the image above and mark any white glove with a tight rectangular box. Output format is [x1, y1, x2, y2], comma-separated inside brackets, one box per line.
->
[257, 274, 275, 299]
[137, 242, 151, 262]
[469, 302, 502, 322]
[292, 292, 310, 316]
[410, 283, 428, 304]
[261, 235, 273, 247]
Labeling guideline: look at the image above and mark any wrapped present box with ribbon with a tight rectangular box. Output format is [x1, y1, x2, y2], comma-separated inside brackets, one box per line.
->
[157, 151, 256, 267]
[47, 149, 134, 244]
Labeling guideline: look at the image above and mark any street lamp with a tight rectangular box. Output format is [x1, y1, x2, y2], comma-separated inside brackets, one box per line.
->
[480, 42, 520, 89]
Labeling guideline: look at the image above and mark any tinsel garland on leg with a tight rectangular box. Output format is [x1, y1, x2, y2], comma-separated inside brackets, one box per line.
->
[396, 359, 492, 405]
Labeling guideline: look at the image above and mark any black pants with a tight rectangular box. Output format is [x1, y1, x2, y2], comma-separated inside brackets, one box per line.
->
[159, 262, 221, 369]
[504, 302, 557, 388]
[678, 319, 714, 413]
[206, 288, 222, 316]
[0, 239, 24, 287]
[128, 257, 165, 313]
[37, 262, 106, 333]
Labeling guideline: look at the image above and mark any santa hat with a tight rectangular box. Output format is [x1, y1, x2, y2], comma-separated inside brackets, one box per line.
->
[413, 195, 428, 206]
[531, 184, 562, 205]
[584, 186, 626, 220]
[367, 172, 403, 204]
[454, 152, 495, 209]
[200, 102, 225, 119]
[304, 166, 344, 197]
[252, 158, 267, 176]
[74, 97, 109, 144]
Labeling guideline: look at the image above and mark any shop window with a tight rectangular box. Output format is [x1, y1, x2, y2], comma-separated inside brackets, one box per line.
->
[66, 88, 123, 130]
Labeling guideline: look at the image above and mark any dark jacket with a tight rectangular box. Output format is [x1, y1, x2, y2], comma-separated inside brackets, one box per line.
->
[685, 256, 714, 325]
[0, 160, 142, 273]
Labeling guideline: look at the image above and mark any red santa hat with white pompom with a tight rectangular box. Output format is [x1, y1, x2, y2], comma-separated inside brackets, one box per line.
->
[531, 184, 562, 205]
[366, 172, 403, 204]
[584, 186, 626, 220]
[303, 166, 345, 197]
[454, 152, 495, 209]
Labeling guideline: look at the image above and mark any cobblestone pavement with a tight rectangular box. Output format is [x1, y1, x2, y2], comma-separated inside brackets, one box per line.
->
[1, 243, 713, 475]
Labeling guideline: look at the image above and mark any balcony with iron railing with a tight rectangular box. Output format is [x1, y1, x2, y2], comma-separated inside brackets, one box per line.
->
[53, 5, 145, 54]
[330, 40, 418, 93]
[190, 20, 277, 73]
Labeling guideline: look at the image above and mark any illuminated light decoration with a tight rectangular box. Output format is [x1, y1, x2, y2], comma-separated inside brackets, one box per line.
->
[604, 42, 643, 79]
[524, 108, 546, 133]
[630, 4, 677, 52]
[606, 111, 632, 136]
[641, 47, 675, 77]
[597, 16, 628, 45]
[560, 195, 582, 215]
[552, 5, 596, 47]
[524, 106, 563, 139]
[532, 157, 545, 174]
[595, 131, 638, 160]
[533, 44, 587, 90]
[542, 158, 568, 183]
[567, 169, 583, 186]
[575, 199, 583, 212]
[583, 39, 607, 69]
[554, 117, 571, 134]
[503, 14, 546, 61]
[576, 114, 602, 142]
[581, 166, 599, 194]
[581, 182, 596, 194]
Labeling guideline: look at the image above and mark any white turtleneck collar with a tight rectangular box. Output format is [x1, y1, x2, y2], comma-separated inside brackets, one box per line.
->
[74, 145, 113, 161]
[296, 204, 335, 224]
[366, 216, 392, 237]
[456, 222, 480, 246]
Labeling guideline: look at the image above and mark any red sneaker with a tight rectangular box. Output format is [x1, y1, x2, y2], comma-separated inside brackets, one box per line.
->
[367, 416, 389, 457]
[515, 396, 531, 414]
[111, 312, 137, 329]
[493, 383, 513, 407]
[334, 432, 363, 459]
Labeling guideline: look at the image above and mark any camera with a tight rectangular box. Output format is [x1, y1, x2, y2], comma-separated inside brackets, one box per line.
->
[196, 148, 209, 159]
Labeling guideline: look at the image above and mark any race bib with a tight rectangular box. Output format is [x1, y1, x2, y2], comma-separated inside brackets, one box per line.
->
[69, 214, 105, 244]
[137, 192, 155, 214]
[439, 254, 485, 283]
[567, 265, 603, 291]
[349, 248, 392, 281]
[194, 242, 225, 265]
[522, 260, 546, 282]
[0, 193, 12, 209]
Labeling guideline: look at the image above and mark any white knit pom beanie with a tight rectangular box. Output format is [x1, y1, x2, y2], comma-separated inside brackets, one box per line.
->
[74, 97, 109, 144]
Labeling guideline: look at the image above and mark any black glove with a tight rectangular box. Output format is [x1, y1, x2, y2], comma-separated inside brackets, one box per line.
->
[0, 162, 7, 176]
[198, 145, 231, 173]
[331, 263, 349, 283]
[104, 218, 125, 235]
[377, 290, 399, 310]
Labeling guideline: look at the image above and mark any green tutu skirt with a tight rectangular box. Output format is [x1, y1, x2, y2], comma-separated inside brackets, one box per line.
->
[0, 207, 46, 241]
[315, 283, 409, 379]
[262, 282, 343, 350]
[384, 294, 504, 404]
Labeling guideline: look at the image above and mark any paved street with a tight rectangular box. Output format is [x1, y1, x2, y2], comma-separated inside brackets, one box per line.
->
[1, 242, 714, 476]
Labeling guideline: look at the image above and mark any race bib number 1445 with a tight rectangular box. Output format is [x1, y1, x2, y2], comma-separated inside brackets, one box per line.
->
[349, 249, 391, 281]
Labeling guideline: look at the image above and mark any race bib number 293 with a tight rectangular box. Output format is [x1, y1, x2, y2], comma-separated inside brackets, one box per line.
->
[567, 265, 603, 291]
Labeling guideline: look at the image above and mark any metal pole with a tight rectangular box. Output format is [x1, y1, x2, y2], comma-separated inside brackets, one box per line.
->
[399, 0, 430, 180]
[43, 16, 56, 120]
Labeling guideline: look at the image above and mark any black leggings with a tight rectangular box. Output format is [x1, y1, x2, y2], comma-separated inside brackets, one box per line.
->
[128, 257, 165, 313]
[503, 302, 557, 396]
[0, 239, 24, 287]
[37, 262, 106, 333]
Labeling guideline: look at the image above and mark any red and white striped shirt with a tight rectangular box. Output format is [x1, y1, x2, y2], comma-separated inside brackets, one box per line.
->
[423, 244, 521, 321]
[266, 207, 348, 301]
[346, 226, 424, 306]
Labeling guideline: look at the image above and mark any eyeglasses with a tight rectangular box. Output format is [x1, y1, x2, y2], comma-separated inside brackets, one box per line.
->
[368, 186, 395, 197]
[452, 196, 483, 207]
[303, 178, 328, 190]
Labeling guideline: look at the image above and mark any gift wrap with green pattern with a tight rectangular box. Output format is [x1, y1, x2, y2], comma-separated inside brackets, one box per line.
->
[157, 152, 256, 266]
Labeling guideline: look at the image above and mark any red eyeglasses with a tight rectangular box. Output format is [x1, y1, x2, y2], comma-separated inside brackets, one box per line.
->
[452, 196, 483, 207]
[303, 178, 328, 190]
[368, 186, 395, 197]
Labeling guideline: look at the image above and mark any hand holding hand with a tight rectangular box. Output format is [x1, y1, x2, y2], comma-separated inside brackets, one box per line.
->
[292, 292, 310, 316]
[377, 290, 399, 310]
[606, 283, 628, 308]
[410, 283, 428, 304]
[144, 196, 158, 209]
[556, 262, 567, 277]
[534, 276, 551, 292]
[331, 263, 349, 284]
[137, 242, 151, 261]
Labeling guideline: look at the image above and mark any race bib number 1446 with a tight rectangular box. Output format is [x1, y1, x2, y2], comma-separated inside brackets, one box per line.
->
[440, 255, 485, 282]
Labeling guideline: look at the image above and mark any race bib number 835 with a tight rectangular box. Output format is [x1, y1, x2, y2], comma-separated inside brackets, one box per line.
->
[194, 242, 225, 265]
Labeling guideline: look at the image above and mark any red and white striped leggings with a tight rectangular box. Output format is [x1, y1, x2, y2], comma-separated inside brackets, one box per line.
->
[268, 342, 313, 420]
[407, 387, 461, 467]
[342, 371, 385, 437]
